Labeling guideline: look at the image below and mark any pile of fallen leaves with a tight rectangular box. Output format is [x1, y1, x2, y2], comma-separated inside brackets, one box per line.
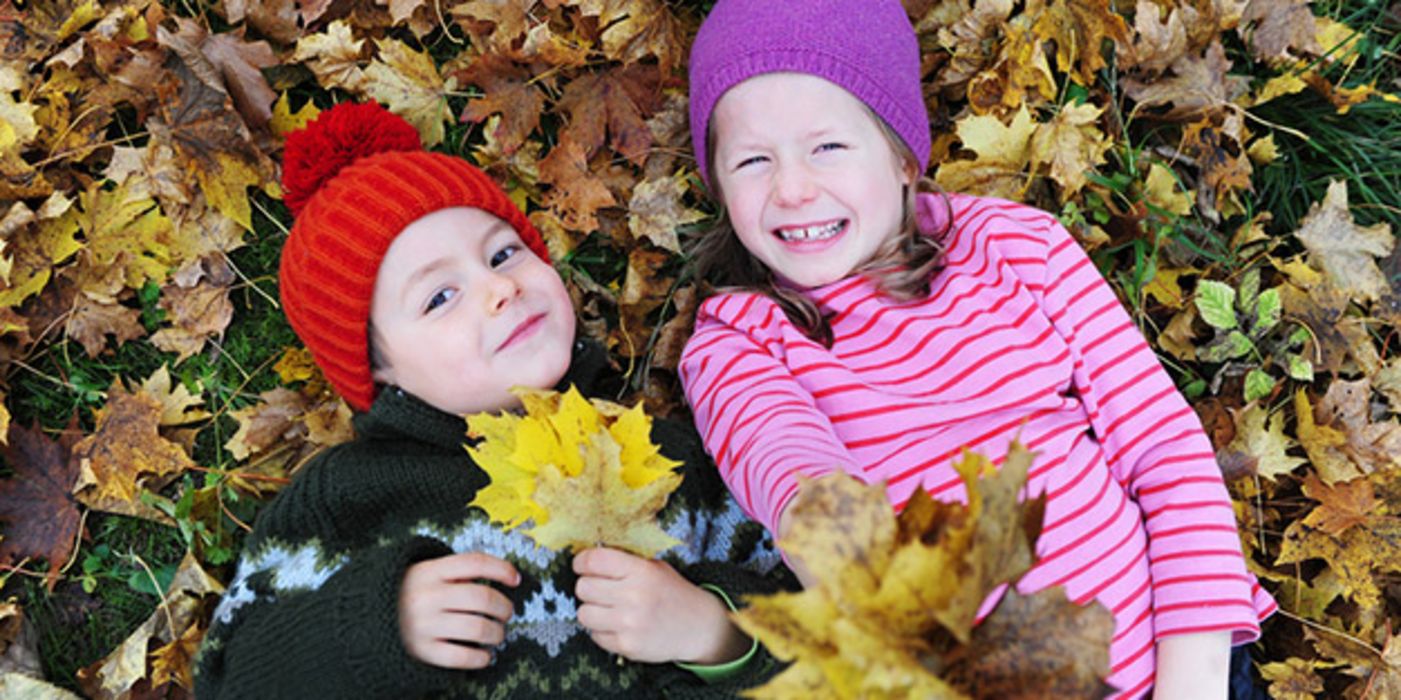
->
[0, 0, 1396, 696]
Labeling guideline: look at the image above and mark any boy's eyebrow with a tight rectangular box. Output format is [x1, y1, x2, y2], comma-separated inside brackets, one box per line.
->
[400, 256, 454, 307]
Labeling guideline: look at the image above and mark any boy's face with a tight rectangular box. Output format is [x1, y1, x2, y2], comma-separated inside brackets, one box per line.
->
[370, 207, 576, 415]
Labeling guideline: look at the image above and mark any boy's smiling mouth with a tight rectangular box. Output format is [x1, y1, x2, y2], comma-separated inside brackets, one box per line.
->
[773, 219, 847, 243]
[498, 312, 547, 352]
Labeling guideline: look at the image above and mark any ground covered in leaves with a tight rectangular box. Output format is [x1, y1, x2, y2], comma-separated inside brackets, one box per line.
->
[0, 0, 1398, 697]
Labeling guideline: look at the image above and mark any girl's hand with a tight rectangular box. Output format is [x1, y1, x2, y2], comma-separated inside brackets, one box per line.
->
[1152, 630, 1232, 699]
[574, 547, 750, 665]
[399, 552, 520, 669]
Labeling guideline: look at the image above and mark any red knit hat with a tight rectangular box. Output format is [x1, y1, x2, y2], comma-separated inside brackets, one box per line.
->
[279, 102, 550, 411]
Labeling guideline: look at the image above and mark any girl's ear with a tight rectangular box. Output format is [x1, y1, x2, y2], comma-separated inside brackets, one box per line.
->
[900, 157, 919, 187]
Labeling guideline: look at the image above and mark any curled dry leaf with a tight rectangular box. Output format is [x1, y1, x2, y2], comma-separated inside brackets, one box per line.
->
[0, 421, 83, 591]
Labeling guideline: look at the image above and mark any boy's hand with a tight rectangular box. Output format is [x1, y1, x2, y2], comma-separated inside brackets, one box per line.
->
[399, 552, 520, 669]
[574, 547, 750, 665]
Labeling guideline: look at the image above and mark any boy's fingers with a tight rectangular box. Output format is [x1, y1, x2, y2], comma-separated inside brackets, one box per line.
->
[574, 575, 620, 606]
[432, 552, 520, 586]
[576, 603, 619, 633]
[418, 640, 494, 670]
[443, 583, 515, 622]
[573, 547, 636, 578]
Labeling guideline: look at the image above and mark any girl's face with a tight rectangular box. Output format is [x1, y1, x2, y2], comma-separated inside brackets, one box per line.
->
[370, 207, 576, 415]
[711, 73, 914, 289]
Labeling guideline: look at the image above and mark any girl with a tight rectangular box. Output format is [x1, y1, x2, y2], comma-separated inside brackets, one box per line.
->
[677, 2, 1276, 699]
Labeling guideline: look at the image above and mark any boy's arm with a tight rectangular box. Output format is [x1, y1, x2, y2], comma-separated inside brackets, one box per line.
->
[1017, 209, 1275, 640]
[196, 535, 460, 700]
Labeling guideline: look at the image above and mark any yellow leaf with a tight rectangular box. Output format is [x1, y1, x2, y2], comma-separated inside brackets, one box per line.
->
[626, 171, 707, 253]
[468, 386, 682, 555]
[0, 91, 38, 153]
[1246, 133, 1280, 164]
[935, 106, 1036, 200]
[527, 430, 682, 556]
[199, 150, 263, 232]
[1226, 403, 1306, 480]
[56, 0, 102, 40]
[78, 181, 174, 291]
[363, 38, 453, 147]
[292, 20, 366, 92]
[270, 92, 320, 138]
[140, 366, 211, 428]
[1029, 102, 1110, 195]
[273, 346, 320, 385]
[1143, 162, 1193, 217]
[1248, 71, 1309, 107]
[1293, 388, 1357, 484]
[71, 383, 195, 518]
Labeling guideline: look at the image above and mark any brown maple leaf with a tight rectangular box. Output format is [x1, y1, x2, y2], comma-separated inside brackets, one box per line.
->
[576, 0, 686, 74]
[553, 64, 662, 165]
[158, 18, 278, 131]
[146, 59, 276, 233]
[1315, 378, 1401, 475]
[539, 139, 617, 231]
[451, 0, 533, 52]
[1030, 0, 1130, 85]
[625, 171, 706, 252]
[1124, 41, 1249, 118]
[72, 382, 196, 507]
[65, 295, 144, 358]
[1127, 0, 1190, 74]
[223, 0, 300, 45]
[224, 387, 310, 461]
[1300, 473, 1375, 537]
[0, 421, 83, 591]
[454, 53, 548, 156]
[1239, 0, 1321, 63]
[944, 587, 1116, 699]
[149, 279, 235, 361]
[1181, 116, 1252, 199]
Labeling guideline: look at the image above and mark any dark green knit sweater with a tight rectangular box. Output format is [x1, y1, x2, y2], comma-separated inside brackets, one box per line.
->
[194, 342, 794, 699]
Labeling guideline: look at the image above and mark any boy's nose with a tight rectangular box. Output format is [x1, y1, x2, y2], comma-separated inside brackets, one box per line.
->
[484, 273, 521, 314]
[772, 161, 818, 206]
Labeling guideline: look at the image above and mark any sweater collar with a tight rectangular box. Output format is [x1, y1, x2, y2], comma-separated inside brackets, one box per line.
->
[354, 338, 611, 451]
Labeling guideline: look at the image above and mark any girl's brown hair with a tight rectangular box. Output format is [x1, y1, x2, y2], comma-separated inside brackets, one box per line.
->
[688, 112, 952, 347]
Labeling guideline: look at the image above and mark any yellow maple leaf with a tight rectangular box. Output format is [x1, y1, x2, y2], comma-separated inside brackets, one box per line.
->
[1029, 102, 1111, 196]
[269, 92, 320, 138]
[292, 20, 366, 92]
[1143, 162, 1194, 217]
[935, 106, 1037, 200]
[466, 386, 682, 556]
[71, 382, 195, 519]
[78, 180, 174, 292]
[363, 38, 454, 147]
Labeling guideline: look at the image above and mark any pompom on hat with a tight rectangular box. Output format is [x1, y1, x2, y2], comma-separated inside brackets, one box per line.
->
[279, 102, 549, 411]
[687, 0, 931, 186]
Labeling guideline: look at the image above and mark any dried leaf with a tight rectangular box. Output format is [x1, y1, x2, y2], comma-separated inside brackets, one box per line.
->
[1222, 403, 1306, 480]
[935, 106, 1036, 199]
[291, 20, 366, 92]
[224, 387, 309, 461]
[0, 422, 83, 591]
[539, 139, 616, 231]
[139, 366, 210, 427]
[66, 295, 144, 358]
[1029, 102, 1111, 195]
[72, 382, 196, 506]
[456, 53, 547, 155]
[553, 64, 661, 165]
[576, 0, 685, 73]
[149, 279, 235, 361]
[1031, 0, 1130, 85]
[363, 38, 454, 146]
[1293, 179, 1395, 304]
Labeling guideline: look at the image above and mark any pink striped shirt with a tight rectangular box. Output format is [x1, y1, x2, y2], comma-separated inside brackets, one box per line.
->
[679, 194, 1275, 698]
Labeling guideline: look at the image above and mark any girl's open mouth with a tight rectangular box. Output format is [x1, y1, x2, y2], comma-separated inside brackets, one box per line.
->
[772, 219, 848, 251]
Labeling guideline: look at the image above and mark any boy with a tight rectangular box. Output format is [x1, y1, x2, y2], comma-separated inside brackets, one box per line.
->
[194, 102, 791, 699]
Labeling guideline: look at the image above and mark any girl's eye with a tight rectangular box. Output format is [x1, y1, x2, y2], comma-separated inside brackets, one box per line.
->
[734, 155, 767, 170]
[815, 142, 847, 153]
[425, 288, 456, 313]
[490, 244, 520, 268]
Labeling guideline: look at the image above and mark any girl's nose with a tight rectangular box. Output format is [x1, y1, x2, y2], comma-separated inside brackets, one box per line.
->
[772, 160, 818, 206]
[484, 272, 521, 315]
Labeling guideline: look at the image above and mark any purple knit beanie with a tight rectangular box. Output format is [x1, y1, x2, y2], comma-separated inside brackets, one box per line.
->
[688, 0, 931, 186]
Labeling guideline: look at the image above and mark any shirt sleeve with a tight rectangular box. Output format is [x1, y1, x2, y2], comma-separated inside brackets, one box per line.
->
[679, 293, 861, 535]
[1022, 212, 1276, 644]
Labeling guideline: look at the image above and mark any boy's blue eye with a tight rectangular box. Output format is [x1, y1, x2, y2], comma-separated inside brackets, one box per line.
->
[490, 244, 520, 268]
[426, 288, 455, 313]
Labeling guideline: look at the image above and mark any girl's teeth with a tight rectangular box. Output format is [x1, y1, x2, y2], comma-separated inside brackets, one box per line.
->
[779, 221, 844, 241]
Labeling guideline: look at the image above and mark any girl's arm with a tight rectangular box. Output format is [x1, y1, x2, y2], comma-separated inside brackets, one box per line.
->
[1153, 631, 1232, 699]
[678, 293, 861, 537]
[1014, 210, 1274, 660]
